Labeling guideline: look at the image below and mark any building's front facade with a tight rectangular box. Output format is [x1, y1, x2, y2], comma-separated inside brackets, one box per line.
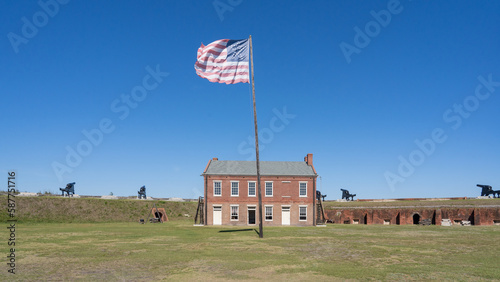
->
[202, 154, 318, 226]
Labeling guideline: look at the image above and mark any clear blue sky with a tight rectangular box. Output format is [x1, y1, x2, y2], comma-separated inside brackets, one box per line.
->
[2, 0, 499, 199]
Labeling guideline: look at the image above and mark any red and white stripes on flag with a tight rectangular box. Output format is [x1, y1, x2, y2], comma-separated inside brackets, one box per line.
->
[194, 39, 250, 84]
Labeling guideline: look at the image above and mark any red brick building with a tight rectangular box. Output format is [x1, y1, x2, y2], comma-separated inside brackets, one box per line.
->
[202, 154, 318, 226]
[324, 206, 500, 226]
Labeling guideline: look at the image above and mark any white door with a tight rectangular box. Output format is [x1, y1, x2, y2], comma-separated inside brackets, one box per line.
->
[213, 206, 222, 225]
[282, 207, 290, 226]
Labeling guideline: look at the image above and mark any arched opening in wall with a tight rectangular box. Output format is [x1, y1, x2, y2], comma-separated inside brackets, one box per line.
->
[396, 212, 400, 225]
[364, 214, 368, 225]
[468, 210, 475, 225]
[413, 213, 420, 225]
[150, 208, 168, 222]
[432, 211, 436, 225]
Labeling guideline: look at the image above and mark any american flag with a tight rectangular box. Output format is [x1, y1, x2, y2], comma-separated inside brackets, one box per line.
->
[194, 39, 250, 84]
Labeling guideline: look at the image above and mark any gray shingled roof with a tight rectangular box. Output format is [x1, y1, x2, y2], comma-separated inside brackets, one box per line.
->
[203, 160, 316, 176]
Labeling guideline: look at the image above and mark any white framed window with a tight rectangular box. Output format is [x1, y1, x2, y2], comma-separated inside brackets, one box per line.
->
[299, 206, 307, 221]
[265, 182, 273, 197]
[248, 181, 256, 197]
[265, 205, 273, 221]
[231, 181, 239, 196]
[299, 182, 307, 197]
[231, 205, 239, 221]
[213, 181, 221, 196]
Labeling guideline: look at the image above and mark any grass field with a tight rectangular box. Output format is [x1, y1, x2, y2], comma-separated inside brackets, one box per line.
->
[4, 219, 500, 281]
[0, 195, 197, 223]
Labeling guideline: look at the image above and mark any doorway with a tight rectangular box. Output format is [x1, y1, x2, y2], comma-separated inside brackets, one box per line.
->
[154, 211, 163, 220]
[468, 210, 475, 225]
[413, 213, 420, 225]
[281, 206, 290, 226]
[248, 206, 256, 225]
[213, 206, 222, 225]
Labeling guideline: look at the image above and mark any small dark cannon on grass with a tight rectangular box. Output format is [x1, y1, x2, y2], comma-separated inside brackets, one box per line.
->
[59, 182, 75, 196]
[138, 185, 146, 199]
[316, 190, 327, 201]
[341, 189, 356, 201]
[477, 184, 500, 198]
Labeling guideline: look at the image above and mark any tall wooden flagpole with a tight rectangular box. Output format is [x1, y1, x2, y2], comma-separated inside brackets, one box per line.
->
[249, 35, 263, 238]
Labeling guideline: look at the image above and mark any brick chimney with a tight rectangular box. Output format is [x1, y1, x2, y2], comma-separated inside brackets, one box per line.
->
[212, 158, 218, 161]
[304, 154, 313, 166]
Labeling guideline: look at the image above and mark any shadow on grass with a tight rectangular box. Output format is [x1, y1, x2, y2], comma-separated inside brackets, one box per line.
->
[219, 228, 258, 234]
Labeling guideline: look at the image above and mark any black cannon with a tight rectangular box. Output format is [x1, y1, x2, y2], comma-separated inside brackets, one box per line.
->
[477, 184, 500, 198]
[316, 190, 327, 201]
[59, 182, 75, 196]
[341, 188, 356, 201]
[138, 185, 146, 199]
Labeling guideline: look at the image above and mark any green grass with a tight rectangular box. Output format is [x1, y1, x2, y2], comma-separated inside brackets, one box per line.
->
[0, 196, 197, 223]
[3, 220, 500, 281]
